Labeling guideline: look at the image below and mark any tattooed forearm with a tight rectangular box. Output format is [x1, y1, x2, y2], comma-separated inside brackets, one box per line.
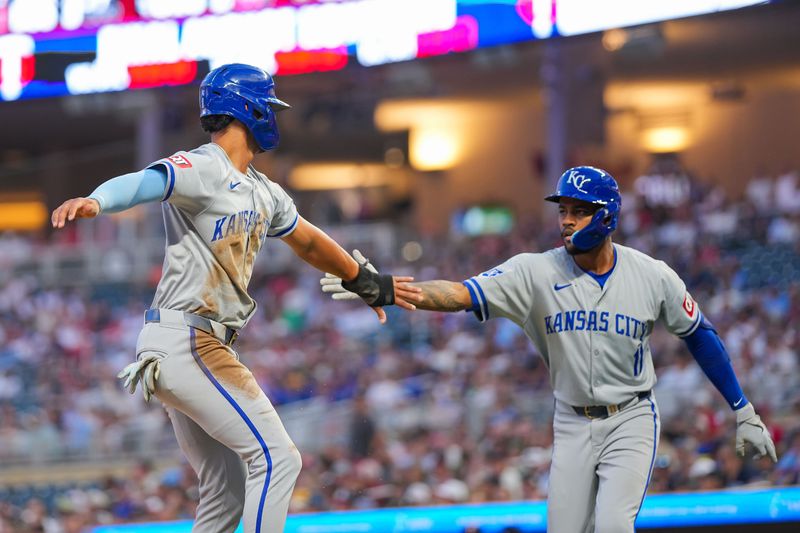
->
[411, 280, 471, 312]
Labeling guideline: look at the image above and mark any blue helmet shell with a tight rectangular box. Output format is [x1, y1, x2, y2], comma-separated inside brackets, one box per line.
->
[545, 166, 621, 251]
[200, 63, 290, 152]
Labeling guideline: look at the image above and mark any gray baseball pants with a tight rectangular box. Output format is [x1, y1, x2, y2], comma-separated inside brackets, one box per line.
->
[547, 395, 660, 533]
[136, 310, 302, 533]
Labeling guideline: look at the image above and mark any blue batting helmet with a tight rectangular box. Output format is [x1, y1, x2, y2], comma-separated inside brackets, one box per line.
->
[200, 63, 290, 152]
[545, 166, 621, 251]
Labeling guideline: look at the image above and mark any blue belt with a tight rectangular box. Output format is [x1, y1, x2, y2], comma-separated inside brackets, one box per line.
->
[144, 309, 239, 346]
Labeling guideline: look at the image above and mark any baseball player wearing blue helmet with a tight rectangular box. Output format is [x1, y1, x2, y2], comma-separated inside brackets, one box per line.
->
[200, 63, 291, 152]
[323, 165, 776, 532]
[51, 63, 421, 533]
[544, 166, 621, 252]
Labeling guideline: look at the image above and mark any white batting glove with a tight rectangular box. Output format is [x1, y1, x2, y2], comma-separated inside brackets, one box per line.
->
[320, 249, 378, 301]
[735, 403, 777, 462]
[117, 352, 164, 403]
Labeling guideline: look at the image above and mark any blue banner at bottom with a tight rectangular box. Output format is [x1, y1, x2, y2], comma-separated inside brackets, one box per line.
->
[90, 487, 800, 533]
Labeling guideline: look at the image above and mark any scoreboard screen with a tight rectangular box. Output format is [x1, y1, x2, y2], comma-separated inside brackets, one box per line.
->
[0, 0, 767, 102]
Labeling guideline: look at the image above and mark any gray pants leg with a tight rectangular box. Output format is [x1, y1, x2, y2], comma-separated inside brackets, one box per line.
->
[547, 396, 659, 533]
[548, 401, 597, 533]
[139, 322, 302, 533]
[594, 397, 659, 533]
[167, 407, 246, 532]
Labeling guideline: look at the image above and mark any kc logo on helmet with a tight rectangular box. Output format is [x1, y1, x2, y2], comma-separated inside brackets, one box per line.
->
[566, 170, 591, 193]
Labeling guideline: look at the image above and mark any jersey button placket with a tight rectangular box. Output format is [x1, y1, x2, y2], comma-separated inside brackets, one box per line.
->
[589, 289, 604, 398]
[589, 338, 596, 395]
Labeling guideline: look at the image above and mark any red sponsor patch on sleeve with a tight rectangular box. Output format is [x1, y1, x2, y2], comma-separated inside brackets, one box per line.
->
[682, 293, 697, 318]
[168, 154, 192, 168]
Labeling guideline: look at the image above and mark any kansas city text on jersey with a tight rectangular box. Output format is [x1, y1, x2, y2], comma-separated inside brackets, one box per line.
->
[544, 310, 651, 340]
[211, 210, 268, 242]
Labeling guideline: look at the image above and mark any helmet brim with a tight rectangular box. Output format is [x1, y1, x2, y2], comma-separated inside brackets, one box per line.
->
[267, 97, 291, 111]
[544, 195, 605, 206]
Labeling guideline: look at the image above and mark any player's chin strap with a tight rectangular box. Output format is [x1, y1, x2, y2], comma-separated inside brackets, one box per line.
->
[341, 257, 395, 307]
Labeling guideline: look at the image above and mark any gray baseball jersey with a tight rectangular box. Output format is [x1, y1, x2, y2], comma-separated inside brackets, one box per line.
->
[136, 143, 303, 533]
[148, 142, 299, 330]
[464, 244, 700, 406]
[464, 243, 700, 532]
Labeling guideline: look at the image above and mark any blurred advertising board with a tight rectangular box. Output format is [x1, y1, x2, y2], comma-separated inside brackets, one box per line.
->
[89, 487, 800, 533]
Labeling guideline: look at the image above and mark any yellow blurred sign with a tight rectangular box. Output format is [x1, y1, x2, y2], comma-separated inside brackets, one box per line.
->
[0, 199, 48, 231]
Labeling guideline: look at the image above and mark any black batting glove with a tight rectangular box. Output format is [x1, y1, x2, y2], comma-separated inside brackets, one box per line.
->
[342, 264, 396, 307]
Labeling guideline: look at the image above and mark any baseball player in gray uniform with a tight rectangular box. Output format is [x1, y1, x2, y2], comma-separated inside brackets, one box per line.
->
[323, 166, 776, 532]
[51, 63, 420, 533]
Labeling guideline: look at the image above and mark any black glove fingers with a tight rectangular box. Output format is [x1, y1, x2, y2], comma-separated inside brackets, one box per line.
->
[342, 264, 395, 307]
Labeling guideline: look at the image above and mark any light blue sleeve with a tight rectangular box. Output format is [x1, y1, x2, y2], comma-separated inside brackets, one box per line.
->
[87, 167, 168, 214]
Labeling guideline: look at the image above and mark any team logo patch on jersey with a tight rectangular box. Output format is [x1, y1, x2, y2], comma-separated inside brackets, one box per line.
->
[479, 267, 505, 277]
[168, 154, 192, 168]
[682, 293, 697, 318]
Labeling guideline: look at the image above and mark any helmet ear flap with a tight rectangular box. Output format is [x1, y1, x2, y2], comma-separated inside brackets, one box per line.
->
[600, 208, 613, 226]
[603, 202, 620, 231]
[570, 203, 619, 251]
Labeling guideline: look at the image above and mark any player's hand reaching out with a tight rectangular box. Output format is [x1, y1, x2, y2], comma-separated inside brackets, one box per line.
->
[320, 250, 422, 324]
[51, 197, 101, 228]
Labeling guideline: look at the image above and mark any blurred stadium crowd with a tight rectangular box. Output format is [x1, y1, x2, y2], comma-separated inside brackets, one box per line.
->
[0, 165, 799, 532]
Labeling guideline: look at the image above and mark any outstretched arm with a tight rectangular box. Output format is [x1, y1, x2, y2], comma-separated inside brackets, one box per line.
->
[282, 217, 422, 322]
[412, 280, 473, 312]
[282, 216, 359, 281]
[320, 267, 476, 313]
[51, 168, 167, 228]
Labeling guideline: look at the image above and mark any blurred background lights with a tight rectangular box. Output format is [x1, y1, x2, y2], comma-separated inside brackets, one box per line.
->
[602, 28, 628, 51]
[531, 0, 555, 38]
[454, 206, 515, 236]
[641, 126, 691, 153]
[401, 241, 424, 262]
[409, 127, 461, 171]
[384, 147, 406, 169]
[289, 162, 392, 190]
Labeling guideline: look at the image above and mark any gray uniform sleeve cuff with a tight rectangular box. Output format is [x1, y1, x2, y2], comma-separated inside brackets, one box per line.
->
[462, 278, 488, 322]
[267, 213, 299, 238]
[676, 313, 702, 337]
